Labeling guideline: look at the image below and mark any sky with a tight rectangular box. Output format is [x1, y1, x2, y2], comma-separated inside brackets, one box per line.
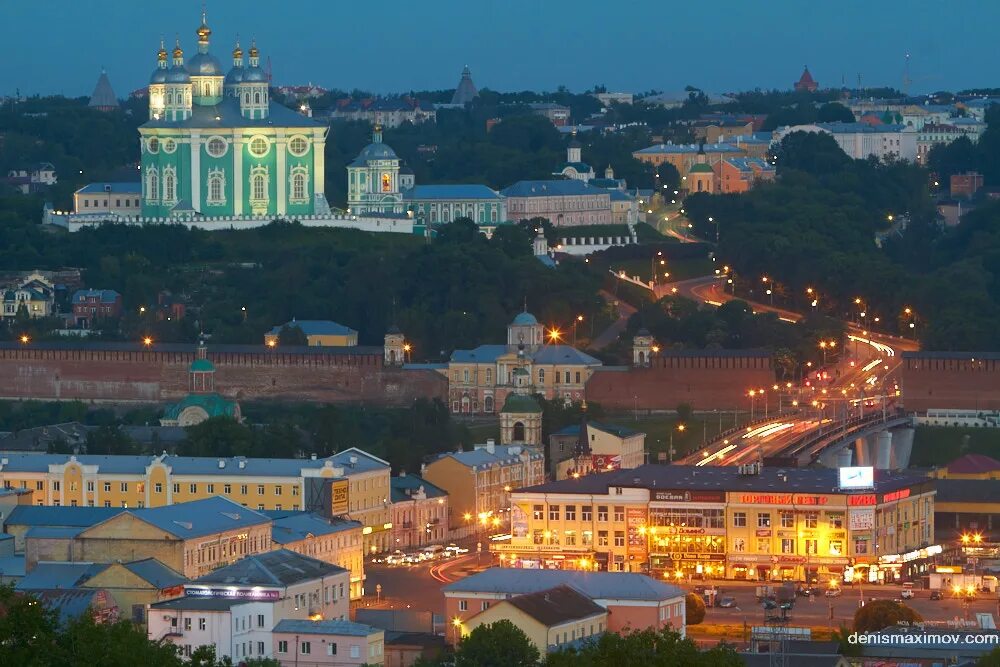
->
[2, 0, 998, 99]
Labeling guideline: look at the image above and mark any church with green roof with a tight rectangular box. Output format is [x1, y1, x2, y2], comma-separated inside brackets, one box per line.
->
[160, 342, 241, 427]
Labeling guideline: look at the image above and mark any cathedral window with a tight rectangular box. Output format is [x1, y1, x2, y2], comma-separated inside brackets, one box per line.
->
[491, 208, 498, 223]
[162, 138, 177, 154]
[538, 369, 545, 384]
[146, 168, 159, 203]
[147, 137, 159, 154]
[248, 136, 269, 158]
[206, 169, 226, 206]
[206, 136, 228, 158]
[288, 136, 309, 157]
[254, 91, 261, 105]
[288, 167, 309, 204]
[162, 166, 177, 205]
[250, 166, 270, 212]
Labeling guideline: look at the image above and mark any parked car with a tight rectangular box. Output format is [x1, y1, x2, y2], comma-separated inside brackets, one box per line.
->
[718, 596, 737, 608]
[797, 586, 819, 597]
[824, 587, 842, 597]
[900, 589, 914, 599]
[929, 590, 942, 601]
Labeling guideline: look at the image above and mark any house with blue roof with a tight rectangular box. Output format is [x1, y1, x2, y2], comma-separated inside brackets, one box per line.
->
[772, 122, 918, 162]
[268, 511, 365, 599]
[160, 341, 241, 427]
[502, 179, 612, 226]
[70, 288, 122, 328]
[264, 318, 359, 347]
[24, 496, 273, 579]
[402, 184, 506, 227]
[552, 131, 595, 183]
[72, 182, 143, 217]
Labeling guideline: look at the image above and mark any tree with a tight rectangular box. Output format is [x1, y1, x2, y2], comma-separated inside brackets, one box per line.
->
[0, 583, 62, 664]
[278, 324, 308, 346]
[853, 599, 922, 633]
[455, 619, 540, 667]
[85, 424, 138, 455]
[685, 593, 706, 625]
[177, 417, 255, 458]
[58, 613, 184, 666]
[978, 645, 1000, 666]
[676, 403, 694, 423]
[544, 627, 741, 667]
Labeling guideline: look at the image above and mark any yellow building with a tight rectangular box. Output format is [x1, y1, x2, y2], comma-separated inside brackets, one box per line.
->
[270, 511, 366, 600]
[264, 319, 358, 347]
[549, 420, 645, 480]
[423, 442, 545, 532]
[24, 496, 273, 579]
[0, 447, 393, 554]
[459, 584, 607, 656]
[504, 464, 937, 584]
[445, 311, 602, 415]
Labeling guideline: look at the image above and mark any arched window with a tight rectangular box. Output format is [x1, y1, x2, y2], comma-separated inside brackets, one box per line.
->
[252, 172, 266, 201]
[289, 167, 308, 204]
[146, 168, 159, 202]
[162, 167, 176, 203]
[491, 208, 498, 222]
[254, 91, 261, 105]
[166, 91, 173, 105]
[513, 422, 526, 442]
[538, 368, 545, 384]
[206, 169, 225, 205]
[484, 396, 494, 413]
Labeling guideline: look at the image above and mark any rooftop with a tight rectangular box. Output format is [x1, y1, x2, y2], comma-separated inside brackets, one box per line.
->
[519, 464, 930, 496]
[502, 393, 542, 415]
[934, 479, 1000, 504]
[269, 512, 362, 545]
[634, 143, 745, 155]
[0, 340, 381, 356]
[17, 562, 107, 591]
[191, 549, 347, 587]
[435, 444, 543, 471]
[403, 184, 502, 201]
[142, 96, 319, 130]
[273, 619, 381, 637]
[443, 567, 685, 602]
[71, 289, 121, 304]
[75, 182, 142, 195]
[945, 453, 1000, 475]
[505, 585, 606, 626]
[552, 421, 642, 439]
[268, 319, 357, 337]
[390, 474, 448, 503]
[501, 180, 611, 198]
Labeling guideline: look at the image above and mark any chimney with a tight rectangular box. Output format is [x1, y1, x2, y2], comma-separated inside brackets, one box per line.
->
[218, 459, 225, 469]
[399, 469, 407, 477]
[238, 460, 246, 469]
[310, 453, 317, 461]
[486, 441, 495, 454]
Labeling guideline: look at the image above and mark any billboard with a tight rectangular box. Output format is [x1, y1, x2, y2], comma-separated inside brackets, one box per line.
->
[839, 467, 874, 490]
[626, 507, 647, 555]
[330, 479, 349, 516]
[849, 508, 875, 531]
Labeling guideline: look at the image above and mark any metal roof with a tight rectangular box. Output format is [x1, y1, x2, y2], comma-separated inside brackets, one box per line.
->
[435, 444, 543, 470]
[268, 320, 357, 337]
[442, 567, 685, 602]
[16, 562, 107, 591]
[75, 182, 141, 194]
[269, 512, 362, 545]
[122, 558, 187, 589]
[273, 619, 381, 637]
[71, 289, 121, 304]
[390, 474, 447, 503]
[505, 585, 606, 626]
[403, 184, 502, 200]
[131, 496, 270, 540]
[934, 479, 1000, 504]
[501, 180, 611, 198]
[141, 96, 320, 130]
[191, 548, 347, 587]
[519, 464, 931, 496]
[552, 421, 641, 439]
[0, 341, 381, 355]
[8, 505, 123, 528]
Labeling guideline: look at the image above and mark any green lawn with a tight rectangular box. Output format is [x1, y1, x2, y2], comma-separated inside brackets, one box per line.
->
[908, 426, 1000, 468]
[605, 411, 749, 461]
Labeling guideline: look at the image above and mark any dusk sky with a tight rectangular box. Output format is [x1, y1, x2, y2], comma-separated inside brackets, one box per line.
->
[3, 0, 998, 98]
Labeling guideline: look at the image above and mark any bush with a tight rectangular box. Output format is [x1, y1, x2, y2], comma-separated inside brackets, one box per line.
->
[685, 592, 706, 625]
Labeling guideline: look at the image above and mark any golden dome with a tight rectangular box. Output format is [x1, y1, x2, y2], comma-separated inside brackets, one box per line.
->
[248, 39, 259, 59]
[157, 39, 168, 62]
[197, 10, 211, 41]
[232, 39, 242, 59]
[172, 39, 184, 60]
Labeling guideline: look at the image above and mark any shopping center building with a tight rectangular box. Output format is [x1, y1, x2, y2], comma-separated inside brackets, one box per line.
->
[501, 464, 937, 584]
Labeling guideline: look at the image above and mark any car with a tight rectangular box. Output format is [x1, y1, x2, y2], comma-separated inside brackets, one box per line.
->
[900, 589, 914, 600]
[798, 586, 819, 597]
[762, 599, 777, 610]
[929, 590, 942, 601]
[824, 588, 842, 597]
[718, 596, 737, 608]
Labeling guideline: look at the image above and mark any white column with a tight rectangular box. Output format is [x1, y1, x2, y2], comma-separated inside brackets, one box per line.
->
[313, 129, 326, 198]
[276, 131, 287, 216]
[190, 132, 201, 211]
[233, 133, 243, 215]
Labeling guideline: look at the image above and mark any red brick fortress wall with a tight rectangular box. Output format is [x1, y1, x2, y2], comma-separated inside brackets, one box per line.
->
[585, 351, 775, 411]
[0, 344, 447, 406]
[900, 352, 1000, 411]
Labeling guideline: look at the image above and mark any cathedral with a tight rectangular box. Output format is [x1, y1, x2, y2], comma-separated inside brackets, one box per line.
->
[139, 13, 327, 218]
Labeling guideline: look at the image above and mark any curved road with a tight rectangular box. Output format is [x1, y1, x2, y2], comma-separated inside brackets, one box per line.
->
[664, 275, 919, 466]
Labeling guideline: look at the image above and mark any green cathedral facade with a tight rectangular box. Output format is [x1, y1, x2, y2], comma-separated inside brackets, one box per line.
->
[139, 14, 327, 218]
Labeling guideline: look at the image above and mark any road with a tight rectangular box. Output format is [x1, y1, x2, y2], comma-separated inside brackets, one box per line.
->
[360, 554, 490, 617]
[588, 289, 638, 351]
[665, 275, 920, 466]
[689, 580, 1000, 630]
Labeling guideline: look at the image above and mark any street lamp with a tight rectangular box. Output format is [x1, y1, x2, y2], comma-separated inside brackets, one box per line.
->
[142, 336, 153, 347]
[548, 328, 562, 344]
[403, 342, 412, 363]
[19, 334, 30, 344]
[572, 315, 584, 346]
[748, 389, 757, 421]
[669, 423, 685, 463]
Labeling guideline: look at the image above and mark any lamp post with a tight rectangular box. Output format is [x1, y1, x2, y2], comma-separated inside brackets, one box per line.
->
[669, 423, 685, 463]
[572, 315, 584, 346]
[748, 389, 756, 421]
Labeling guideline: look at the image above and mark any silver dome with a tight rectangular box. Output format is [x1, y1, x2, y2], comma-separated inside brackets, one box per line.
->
[187, 52, 224, 77]
[243, 66, 268, 83]
[149, 68, 168, 85]
[358, 142, 398, 161]
[165, 66, 191, 84]
[224, 66, 245, 85]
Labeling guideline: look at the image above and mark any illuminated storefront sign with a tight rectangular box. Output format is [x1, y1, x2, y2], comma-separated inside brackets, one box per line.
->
[626, 508, 647, 554]
[849, 508, 875, 531]
[186, 587, 281, 601]
[653, 490, 726, 503]
[739, 494, 830, 505]
[848, 494, 877, 506]
[882, 488, 911, 503]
